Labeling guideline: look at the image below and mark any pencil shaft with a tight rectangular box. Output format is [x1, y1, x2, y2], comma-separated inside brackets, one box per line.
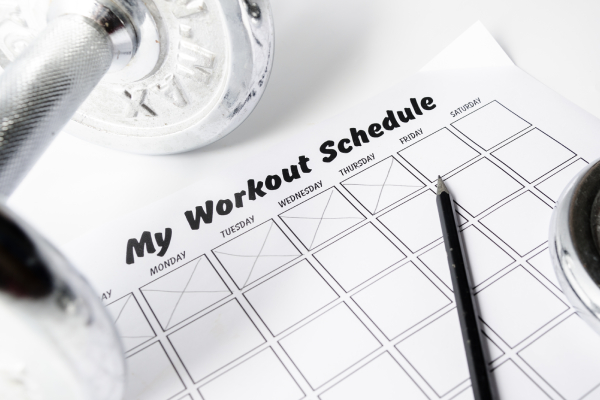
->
[437, 190, 493, 400]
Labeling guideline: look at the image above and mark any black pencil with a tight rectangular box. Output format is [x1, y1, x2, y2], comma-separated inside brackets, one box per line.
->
[436, 176, 494, 400]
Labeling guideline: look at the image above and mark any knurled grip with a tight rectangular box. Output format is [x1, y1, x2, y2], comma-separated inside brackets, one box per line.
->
[0, 14, 113, 197]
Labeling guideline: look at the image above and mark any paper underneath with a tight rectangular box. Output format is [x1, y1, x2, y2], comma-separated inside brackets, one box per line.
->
[421, 21, 515, 71]
[67, 22, 600, 400]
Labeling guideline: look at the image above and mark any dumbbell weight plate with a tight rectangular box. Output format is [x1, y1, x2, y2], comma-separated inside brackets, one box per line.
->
[0, 0, 274, 155]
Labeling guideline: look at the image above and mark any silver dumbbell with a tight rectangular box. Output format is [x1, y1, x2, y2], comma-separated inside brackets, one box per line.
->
[0, 0, 274, 194]
[0, 1, 273, 398]
[551, 159, 600, 336]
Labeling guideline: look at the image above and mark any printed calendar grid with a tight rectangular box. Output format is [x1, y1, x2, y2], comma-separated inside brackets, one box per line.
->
[110, 101, 600, 400]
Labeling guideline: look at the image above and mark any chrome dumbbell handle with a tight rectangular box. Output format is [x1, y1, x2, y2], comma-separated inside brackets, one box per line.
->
[0, 9, 124, 197]
[0, 7, 135, 400]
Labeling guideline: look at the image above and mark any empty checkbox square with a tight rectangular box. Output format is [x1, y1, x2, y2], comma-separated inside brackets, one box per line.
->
[535, 159, 588, 202]
[313, 223, 405, 292]
[199, 348, 304, 400]
[395, 309, 470, 396]
[492, 129, 575, 183]
[444, 158, 523, 216]
[492, 360, 550, 400]
[378, 190, 442, 253]
[461, 226, 515, 286]
[168, 300, 265, 382]
[451, 101, 531, 150]
[476, 266, 568, 348]
[527, 249, 560, 289]
[396, 308, 503, 397]
[418, 243, 452, 290]
[419, 226, 514, 290]
[519, 314, 600, 400]
[124, 342, 185, 400]
[480, 191, 553, 256]
[341, 157, 425, 214]
[319, 352, 428, 400]
[352, 261, 451, 340]
[279, 303, 381, 389]
[244, 259, 338, 336]
[451, 360, 551, 400]
[398, 128, 480, 182]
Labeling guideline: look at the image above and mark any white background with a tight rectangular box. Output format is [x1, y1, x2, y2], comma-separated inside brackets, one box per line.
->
[9, 0, 600, 247]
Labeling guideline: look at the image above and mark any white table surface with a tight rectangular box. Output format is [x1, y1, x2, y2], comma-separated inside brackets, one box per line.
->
[8, 0, 600, 248]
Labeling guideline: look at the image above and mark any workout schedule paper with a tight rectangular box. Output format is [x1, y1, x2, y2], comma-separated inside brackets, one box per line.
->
[68, 23, 600, 400]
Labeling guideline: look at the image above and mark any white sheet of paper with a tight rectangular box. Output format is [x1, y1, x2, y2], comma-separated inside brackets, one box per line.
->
[67, 23, 600, 400]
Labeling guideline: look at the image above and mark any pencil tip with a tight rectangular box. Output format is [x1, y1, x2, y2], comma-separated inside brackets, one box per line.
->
[437, 176, 448, 195]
